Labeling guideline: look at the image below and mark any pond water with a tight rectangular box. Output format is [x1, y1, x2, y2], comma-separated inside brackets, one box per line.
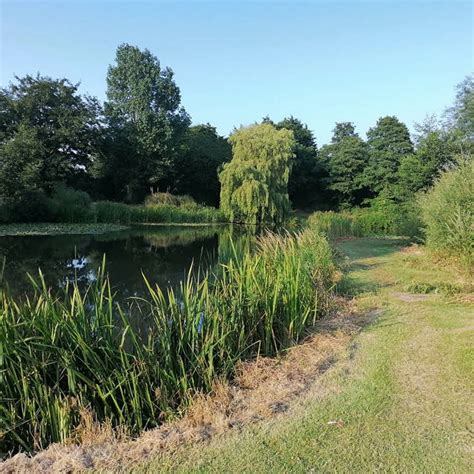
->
[0, 225, 252, 302]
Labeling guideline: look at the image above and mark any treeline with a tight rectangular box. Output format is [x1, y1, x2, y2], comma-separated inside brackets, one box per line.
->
[0, 43, 472, 223]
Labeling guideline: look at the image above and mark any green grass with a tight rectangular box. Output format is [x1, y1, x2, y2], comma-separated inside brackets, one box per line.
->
[0, 223, 129, 236]
[0, 230, 336, 456]
[135, 238, 473, 473]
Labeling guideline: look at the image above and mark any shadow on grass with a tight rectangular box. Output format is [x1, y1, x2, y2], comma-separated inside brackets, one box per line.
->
[336, 237, 409, 261]
[334, 238, 409, 297]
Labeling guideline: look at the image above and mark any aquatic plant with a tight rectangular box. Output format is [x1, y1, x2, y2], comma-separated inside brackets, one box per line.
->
[0, 230, 335, 455]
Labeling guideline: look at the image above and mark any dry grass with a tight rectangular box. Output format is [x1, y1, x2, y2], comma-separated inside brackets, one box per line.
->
[0, 299, 369, 473]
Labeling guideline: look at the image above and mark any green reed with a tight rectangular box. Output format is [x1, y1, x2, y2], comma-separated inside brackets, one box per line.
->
[0, 230, 335, 456]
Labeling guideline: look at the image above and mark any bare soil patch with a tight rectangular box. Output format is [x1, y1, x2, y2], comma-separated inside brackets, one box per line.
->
[392, 292, 435, 302]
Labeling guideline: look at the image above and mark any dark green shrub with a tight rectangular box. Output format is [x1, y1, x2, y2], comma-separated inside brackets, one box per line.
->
[47, 185, 94, 222]
[9, 190, 53, 223]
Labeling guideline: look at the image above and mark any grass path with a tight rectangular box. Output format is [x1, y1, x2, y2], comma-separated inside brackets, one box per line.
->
[137, 238, 473, 473]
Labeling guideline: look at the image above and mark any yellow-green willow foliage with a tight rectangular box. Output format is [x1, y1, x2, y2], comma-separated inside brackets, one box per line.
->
[219, 123, 295, 225]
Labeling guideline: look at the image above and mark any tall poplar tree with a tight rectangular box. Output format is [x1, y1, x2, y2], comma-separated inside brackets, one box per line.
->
[102, 44, 190, 201]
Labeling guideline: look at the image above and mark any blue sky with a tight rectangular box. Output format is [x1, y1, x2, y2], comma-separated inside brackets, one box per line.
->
[1, 0, 472, 144]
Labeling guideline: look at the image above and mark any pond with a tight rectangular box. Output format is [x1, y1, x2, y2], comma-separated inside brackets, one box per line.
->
[0, 225, 253, 303]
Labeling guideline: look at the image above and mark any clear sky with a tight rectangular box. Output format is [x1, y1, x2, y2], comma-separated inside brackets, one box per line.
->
[1, 0, 472, 144]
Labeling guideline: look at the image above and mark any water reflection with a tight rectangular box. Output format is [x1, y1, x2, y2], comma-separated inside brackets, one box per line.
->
[0, 225, 253, 303]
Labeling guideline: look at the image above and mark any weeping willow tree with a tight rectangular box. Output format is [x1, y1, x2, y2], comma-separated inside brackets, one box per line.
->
[219, 123, 295, 225]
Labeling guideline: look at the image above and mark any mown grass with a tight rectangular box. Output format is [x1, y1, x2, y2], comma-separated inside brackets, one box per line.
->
[134, 238, 473, 473]
[0, 229, 336, 456]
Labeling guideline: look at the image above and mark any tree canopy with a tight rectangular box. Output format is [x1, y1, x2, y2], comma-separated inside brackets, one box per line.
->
[364, 116, 414, 192]
[0, 75, 101, 197]
[174, 124, 231, 206]
[219, 123, 295, 225]
[101, 43, 190, 201]
[320, 122, 369, 206]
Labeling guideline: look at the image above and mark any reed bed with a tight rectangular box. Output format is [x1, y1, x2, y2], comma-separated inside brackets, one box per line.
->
[307, 211, 363, 238]
[0, 230, 335, 456]
[308, 208, 421, 239]
[94, 201, 226, 225]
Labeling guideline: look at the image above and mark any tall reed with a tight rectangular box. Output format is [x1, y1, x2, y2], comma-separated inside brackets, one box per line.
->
[0, 230, 335, 456]
[307, 211, 363, 238]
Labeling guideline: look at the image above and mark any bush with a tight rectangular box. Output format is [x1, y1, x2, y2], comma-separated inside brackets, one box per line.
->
[419, 158, 473, 267]
[145, 192, 197, 208]
[352, 198, 421, 238]
[47, 184, 94, 222]
[308, 199, 422, 240]
[7, 190, 53, 223]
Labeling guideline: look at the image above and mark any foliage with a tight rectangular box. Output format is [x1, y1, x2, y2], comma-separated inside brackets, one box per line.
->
[270, 116, 322, 209]
[0, 75, 101, 197]
[364, 116, 414, 193]
[419, 157, 474, 267]
[94, 201, 225, 225]
[2, 190, 52, 223]
[0, 230, 335, 454]
[320, 122, 369, 206]
[219, 123, 295, 225]
[0, 125, 43, 198]
[144, 192, 197, 208]
[445, 74, 474, 140]
[100, 44, 190, 202]
[47, 184, 94, 223]
[351, 192, 421, 238]
[309, 196, 422, 239]
[308, 211, 363, 238]
[174, 124, 231, 206]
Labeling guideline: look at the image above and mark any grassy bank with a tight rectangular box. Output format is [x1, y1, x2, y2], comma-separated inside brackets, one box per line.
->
[133, 238, 473, 473]
[0, 229, 336, 456]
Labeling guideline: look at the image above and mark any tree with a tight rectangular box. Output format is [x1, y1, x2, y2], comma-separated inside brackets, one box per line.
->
[331, 122, 357, 143]
[319, 122, 369, 206]
[174, 124, 231, 206]
[0, 125, 43, 198]
[445, 74, 474, 140]
[271, 117, 321, 209]
[219, 123, 295, 225]
[102, 44, 190, 201]
[393, 116, 462, 202]
[0, 74, 101, 196]
[364, 116, 413, 192]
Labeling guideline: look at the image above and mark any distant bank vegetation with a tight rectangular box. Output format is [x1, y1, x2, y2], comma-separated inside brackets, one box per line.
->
[0, 44, 472, 229]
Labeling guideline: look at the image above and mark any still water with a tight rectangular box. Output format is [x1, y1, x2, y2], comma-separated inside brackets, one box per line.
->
[0, 225, 252, 301]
